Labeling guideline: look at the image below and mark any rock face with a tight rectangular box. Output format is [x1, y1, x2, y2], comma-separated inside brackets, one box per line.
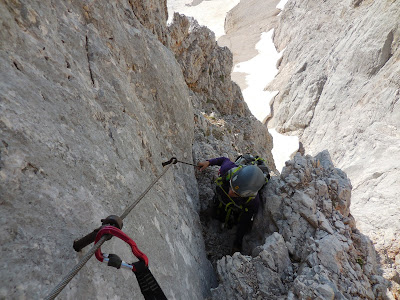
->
[0, 1, 214, 299]
[267, 0, 400, 295]
[168, 12, 276, 264]
[207, 0, 400, 295]
[0, 0, 274, 299]
[212, 151, 389, 299]
[2, 0, 394, 299]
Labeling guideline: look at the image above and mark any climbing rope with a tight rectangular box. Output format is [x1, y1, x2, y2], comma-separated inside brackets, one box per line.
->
[45, 157, 182, 300]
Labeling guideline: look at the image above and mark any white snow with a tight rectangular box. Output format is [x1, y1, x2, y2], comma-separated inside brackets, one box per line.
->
[233, 30, 281, 122]
[232, 30, 298, 172]
[270, 129, 299, 172]
[167, 0, 240, 39]
[276, 0, 289, 10]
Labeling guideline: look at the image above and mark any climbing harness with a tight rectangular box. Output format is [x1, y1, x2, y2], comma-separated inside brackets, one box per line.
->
[212, 154, 271, 227]
[215, 177, 254, 227]
[215, 168, 250, 226]
[44, 157, 190, 300]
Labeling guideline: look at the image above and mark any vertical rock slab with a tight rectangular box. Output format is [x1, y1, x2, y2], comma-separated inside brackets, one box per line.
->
[0, 1, 215, 298]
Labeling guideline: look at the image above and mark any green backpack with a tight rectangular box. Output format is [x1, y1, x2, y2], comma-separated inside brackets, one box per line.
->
[214, 154, 271, 226]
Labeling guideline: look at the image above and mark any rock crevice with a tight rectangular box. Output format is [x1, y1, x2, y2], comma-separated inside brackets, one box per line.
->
[1, 0, 396, 298]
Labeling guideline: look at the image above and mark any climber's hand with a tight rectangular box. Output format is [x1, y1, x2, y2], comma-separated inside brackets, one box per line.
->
[197, 161, 210, 171]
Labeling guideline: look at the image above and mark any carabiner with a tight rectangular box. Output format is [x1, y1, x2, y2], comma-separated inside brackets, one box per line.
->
[161, 157, 178, 167]
[94, 226, 149, 271]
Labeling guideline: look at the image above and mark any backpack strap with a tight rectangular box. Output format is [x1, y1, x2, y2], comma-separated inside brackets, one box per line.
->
[215, 175, 255, 225]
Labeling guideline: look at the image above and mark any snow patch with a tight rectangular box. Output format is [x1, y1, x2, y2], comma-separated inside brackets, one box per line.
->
[233, 30, 282, 122]
[232, 30, 299, 172]
[270, 128, 299, 172]
[276, 0, 289, 10]
[169, 0, 300, 172]
[168, 0, 240, 39]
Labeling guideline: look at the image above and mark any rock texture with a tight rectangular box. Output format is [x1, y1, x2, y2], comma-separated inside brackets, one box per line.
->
[0, 0, 275, 299]
[2, 0, 394, 298]
[0, 1, 215, 299]
[168, 13, 276, 208]
[168, 12, 276, 264]
[267, 0, 400, 295]
[212, 151, 389, 299]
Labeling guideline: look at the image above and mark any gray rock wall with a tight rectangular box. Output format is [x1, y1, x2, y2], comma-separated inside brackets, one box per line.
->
[1, 0, 276, 299]
[267, 0, 400, 295]
[3, 0, 387, 299]
[0, 1, 215, 299]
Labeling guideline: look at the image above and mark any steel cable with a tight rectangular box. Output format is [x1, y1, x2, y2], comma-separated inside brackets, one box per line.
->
[120, 162, 175, 220]
[44, 236, 107, 300]
[44, 160, 177, 299]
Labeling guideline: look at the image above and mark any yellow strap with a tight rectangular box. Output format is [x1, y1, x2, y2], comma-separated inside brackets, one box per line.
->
[215, 166, 243, 186]
[218, 186, 241, 209]
[245, 197, 254, 204]
[217, 186, 254, 210]
[225, 207, 232, 225]
[216, 186, 254, 225]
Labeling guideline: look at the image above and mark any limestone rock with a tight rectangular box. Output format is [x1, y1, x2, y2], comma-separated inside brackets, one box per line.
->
[268, 1, 400, 295]
[169, 13, 249, 116]
[128, 0, 169, 45]
[0, 0, 278, 298]
[167, 14, 277, 268]
[213, 151, 390, 299]
[168, 12, 276, 211]
[0, 1, 217, 298]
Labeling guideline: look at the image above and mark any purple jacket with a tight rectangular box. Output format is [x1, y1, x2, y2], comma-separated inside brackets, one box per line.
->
[208, 157, 260, 213]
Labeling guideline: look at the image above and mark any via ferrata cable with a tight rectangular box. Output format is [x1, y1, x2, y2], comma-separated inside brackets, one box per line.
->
[44, 157, 178, 300]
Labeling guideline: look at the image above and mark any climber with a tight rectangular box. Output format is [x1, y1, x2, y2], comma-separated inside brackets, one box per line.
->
[197, 157, 266, 253]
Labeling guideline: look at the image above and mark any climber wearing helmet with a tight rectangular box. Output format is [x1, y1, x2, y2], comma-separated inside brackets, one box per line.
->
[197, 157, 266, 253]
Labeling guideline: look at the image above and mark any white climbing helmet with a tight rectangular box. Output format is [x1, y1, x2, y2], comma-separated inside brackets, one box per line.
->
[229, 165, 265, 197]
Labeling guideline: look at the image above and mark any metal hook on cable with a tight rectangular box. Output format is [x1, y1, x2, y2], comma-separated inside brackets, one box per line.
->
[162, 157, 198, 168]
[161, 157, 178, 166]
